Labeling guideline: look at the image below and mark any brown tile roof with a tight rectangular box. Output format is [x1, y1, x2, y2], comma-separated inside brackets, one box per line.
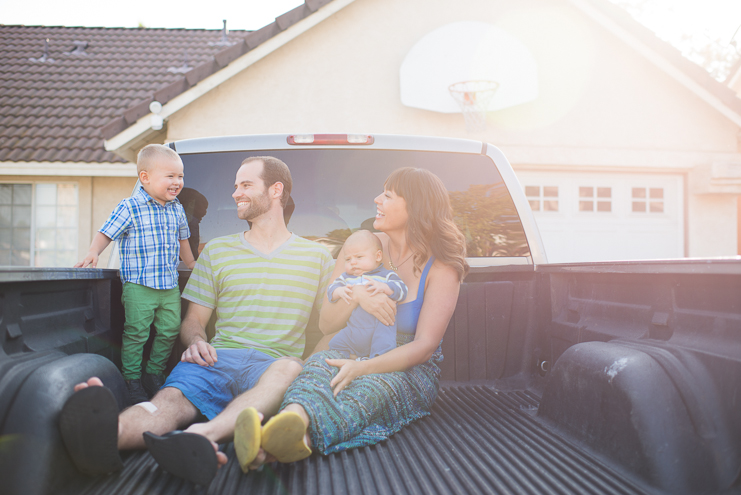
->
[0, 25, 250, 163]
[0, 0, 332, 164]
[99, 0, 333, 142]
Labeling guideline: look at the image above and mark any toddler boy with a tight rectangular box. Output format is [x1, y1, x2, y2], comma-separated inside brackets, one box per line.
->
[328, 230, 407, 359]
[75, 144, 195, 404]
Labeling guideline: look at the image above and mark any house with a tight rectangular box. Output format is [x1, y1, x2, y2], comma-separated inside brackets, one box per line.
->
[2, 0, 740, 265]
[0, 22, 251, 266]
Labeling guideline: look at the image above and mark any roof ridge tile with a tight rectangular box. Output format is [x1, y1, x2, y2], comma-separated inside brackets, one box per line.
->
[153, 78, 190, 106]
[245, 23, 281, 50]
[277, 4, 312, 31]
[213, 40, 247, 69]
[123, 99, 152, 125]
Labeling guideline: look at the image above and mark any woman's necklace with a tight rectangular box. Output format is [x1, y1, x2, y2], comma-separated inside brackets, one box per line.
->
[388, 244, 413, 272]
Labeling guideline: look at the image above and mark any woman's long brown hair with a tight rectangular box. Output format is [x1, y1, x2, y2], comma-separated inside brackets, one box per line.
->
[384, 167, 469, 281]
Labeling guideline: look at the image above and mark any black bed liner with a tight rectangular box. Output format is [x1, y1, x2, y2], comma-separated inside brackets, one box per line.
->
[64, 385, 656, 495]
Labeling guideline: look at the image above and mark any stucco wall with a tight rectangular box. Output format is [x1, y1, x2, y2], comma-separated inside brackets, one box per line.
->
[78, 176, 92, 264]
[168, 0, 738, 155]
[91, 176, 138, 267]
[688, 193, 738, 257]
[162, 0, 740, 257]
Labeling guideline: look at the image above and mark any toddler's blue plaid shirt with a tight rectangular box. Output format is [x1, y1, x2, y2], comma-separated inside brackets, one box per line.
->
[100, 187, 190, 290]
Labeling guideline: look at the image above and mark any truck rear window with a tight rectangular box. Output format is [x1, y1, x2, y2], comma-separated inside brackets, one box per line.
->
[180, 149, 529, 259]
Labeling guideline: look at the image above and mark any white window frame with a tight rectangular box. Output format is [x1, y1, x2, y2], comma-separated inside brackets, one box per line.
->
[525, 185, 559, 212]
[631, 186, 665, 214]
[578, 186, 613, 213]
[0, 181, 79, 267]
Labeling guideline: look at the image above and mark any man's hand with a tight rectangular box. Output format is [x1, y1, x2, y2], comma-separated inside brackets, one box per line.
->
[181, 340, 218, 366]
[326, 358, 368, 396]
[332, 286, 353, 305]
[365, 279, 391, 297]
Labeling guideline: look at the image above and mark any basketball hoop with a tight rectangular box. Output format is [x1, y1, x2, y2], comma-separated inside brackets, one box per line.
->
[448, 80, 499, 133]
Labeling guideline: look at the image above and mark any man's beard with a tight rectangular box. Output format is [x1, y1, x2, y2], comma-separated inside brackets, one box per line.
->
[238, 188, 271, 221]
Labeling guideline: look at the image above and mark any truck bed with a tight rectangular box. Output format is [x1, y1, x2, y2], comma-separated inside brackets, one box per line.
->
[5, 261, 739, 494]
[4, 137, 740, 495]
[63, 381, 654, 495]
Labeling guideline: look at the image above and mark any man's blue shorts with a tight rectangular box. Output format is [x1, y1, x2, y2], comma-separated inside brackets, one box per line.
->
[163, 348, 279, 420]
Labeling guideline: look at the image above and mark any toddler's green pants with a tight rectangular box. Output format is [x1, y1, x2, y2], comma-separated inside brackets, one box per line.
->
[121, 282, 181, 380]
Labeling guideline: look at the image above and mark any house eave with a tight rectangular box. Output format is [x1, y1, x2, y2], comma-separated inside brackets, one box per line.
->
[0, 161, 137, 177]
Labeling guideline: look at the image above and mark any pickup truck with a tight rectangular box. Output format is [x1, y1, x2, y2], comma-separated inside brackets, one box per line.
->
[1, 134, 739, 495]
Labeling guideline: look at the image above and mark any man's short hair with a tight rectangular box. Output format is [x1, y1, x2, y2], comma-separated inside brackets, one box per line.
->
[137, 144, 182, 175]
[241, 156, 293, 208]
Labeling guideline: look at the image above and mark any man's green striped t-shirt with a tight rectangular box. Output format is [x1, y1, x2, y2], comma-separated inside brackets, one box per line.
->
[182, 233, 334, 358]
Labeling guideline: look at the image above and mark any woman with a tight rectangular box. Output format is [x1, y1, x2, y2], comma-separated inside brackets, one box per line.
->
[238, 167, 468, 465]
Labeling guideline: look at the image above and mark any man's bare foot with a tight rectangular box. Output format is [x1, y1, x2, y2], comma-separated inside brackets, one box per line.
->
[60, 383, 123, 475]
[73, 376, 104, 392]
[144, 431, 223, 485]
[213, 441, 228, 467]
[71, 377, 125, 439]
[182, 423, 228, 467]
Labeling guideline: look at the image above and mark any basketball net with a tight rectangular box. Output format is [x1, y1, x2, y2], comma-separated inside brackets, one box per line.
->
[448, 80, 499, 133]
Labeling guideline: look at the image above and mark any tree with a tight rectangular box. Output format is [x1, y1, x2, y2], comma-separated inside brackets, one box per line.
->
[609, 0, 740, 81]
[450, 184, 529, 258]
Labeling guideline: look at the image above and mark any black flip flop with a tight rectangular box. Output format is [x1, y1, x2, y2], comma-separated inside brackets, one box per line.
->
[59, 386, 123, 476]
[143, 431, 218, 486]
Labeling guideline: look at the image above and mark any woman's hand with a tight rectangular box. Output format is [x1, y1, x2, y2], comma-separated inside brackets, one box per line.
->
[326, 358, 369, 396]
[352, 285, 396, 326]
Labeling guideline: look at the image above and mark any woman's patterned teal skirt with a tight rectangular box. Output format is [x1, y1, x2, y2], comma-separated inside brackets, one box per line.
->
[280, 334, 443, 455]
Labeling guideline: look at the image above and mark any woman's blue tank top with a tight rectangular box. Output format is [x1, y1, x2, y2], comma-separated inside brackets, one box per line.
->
[396, 257, 435, 335]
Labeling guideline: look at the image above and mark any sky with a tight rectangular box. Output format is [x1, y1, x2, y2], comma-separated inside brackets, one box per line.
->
[0, 0, 306, 31]
[0, 0, 737, 35]
[2, 0, 741, 78]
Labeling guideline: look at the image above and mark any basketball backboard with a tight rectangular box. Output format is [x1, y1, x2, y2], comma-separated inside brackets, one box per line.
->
[400, 21, 539, 114]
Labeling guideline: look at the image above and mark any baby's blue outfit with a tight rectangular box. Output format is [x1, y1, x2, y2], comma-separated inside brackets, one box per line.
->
[328, 266, 407, 358]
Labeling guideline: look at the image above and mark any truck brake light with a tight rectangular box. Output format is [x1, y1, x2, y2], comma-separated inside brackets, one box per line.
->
[287, 134, 374, 145]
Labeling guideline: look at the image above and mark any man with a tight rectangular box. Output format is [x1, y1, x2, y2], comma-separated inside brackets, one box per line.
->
[59, 156, 334, 485]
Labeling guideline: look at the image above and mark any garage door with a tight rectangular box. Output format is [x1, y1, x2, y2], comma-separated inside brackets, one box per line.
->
[515, 171, 684, 262]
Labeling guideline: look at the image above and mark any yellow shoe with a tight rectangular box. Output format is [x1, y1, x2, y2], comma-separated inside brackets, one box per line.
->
[234, 407, 261, 472]
[261, 411, 311, 463]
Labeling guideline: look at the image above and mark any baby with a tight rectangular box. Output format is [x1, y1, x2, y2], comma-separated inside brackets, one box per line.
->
[328, 230, 407, 359]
